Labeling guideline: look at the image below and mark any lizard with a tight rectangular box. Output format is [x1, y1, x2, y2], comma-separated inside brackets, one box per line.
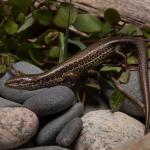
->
[5, 36, 150, 133]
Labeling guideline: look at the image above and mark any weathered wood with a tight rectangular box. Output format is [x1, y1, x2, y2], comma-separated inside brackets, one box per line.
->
[58, 0, 150, 26]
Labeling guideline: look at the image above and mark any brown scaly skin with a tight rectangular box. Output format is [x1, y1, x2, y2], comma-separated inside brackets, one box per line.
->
[5, 36, 150, 133]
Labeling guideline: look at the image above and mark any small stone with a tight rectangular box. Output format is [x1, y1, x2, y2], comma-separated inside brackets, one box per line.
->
[0, 107, 39, 150]
[0, 97, 21, 107]
[114, 133, 150, 150]
[0, 61, 46, 103]
[13, 61, 43, 74]
[17, 146, 69, 150]
[103, 70, 147, 117]
[24, 86, 75, 116]
[74, 110, 144, 150]
[35, 103, 84, 146]
[56, 117, 82, 147]
[117, 70, 145, 117]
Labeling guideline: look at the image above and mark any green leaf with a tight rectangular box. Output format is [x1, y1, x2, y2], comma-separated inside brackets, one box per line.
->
[45, 31, 59, 45]
[143, 31, 150, 38]
[4, 54, 19, 68]
[100, 65, 121, 73]
[119, 71, 130, 84]
[0, 53, 19, 68]
[37, 30, 52, 43]
[119, 24, 143, 36]
[127, 56, 138, 64]
[104, 8, 120, 24]
[37, 30, 59, 44]
[101, 22, 112, 34]
[17, 13, 25, 24]
[16, 43, 33, 59]
[59, 32, 66, 63]
[48, 46, 60, 58]
[0, 40, 5, 52]
[143, 27, 150, 38]
[109, 89, 125, 112]
[148, 49, 150, 59]
[33, 9, 52, 26]
[5, 19, 18, 34]
[9, 0, 32, 14]
[73, 14, 101, 33]
[2, 37, 19, 52]
[17, 15, 34, 33]
[28, 49, 45, 66]
[0, 64, 7, 74]
[85, 83, 101, 90]
[32, 43, 43, 49]
[68, 39, 87, 50]
[54, 3, 78, 27]
[5, 53, 20, 63]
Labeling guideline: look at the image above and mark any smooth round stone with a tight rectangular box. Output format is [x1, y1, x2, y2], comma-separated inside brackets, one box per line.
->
[35, 103, 84, 146]
[74, 110, 144, 150]
[13, 61, 43, 74]
[17, 146, 69, 150]
[0, 107, 39, 150]
[0, 97, 22, 107]
[24, 86, 75, 116]
[103, 70, 146, 117]
[0, 61, 46, 103]
[118, 70, 146, 117]
[56, 117, 83, 147]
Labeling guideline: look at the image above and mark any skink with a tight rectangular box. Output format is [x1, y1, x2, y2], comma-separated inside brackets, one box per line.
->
[5, 36, 150, 133]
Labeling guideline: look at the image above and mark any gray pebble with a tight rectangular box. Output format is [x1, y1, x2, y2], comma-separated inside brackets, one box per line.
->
[24, 86, 75, 116]
[0, 97, 21, 107]
[119, 70, 145, 117]
[0, 61, 47, 103]
[56, 117, 83, 147]
[12, 61, 43, 74]
[103, 70, 145, 117]
[35, 103, 84, 146]
[17, 146, 69, 150]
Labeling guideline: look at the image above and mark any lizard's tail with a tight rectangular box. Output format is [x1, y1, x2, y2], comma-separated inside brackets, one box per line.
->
[137, 39, 150, 134]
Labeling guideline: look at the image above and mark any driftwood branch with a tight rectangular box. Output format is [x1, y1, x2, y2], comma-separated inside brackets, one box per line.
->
[58, 0, 150, 26]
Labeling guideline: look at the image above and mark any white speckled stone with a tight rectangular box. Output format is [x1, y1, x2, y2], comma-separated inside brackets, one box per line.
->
[0, 107, 39, 150]
[74, 110, 144, 150]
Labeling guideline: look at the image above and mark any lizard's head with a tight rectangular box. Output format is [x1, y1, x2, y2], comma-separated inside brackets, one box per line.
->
[5, 75, 41, 90]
